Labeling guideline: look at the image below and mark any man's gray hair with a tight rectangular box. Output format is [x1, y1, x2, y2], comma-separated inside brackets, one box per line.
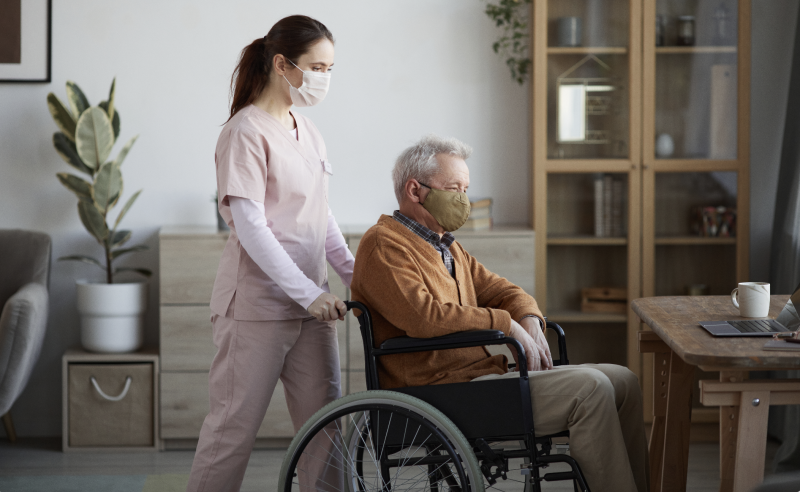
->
[392, 134, 472, 204]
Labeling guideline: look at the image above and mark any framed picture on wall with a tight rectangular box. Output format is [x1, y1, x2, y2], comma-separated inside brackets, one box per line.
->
[0, 0, 51, 83]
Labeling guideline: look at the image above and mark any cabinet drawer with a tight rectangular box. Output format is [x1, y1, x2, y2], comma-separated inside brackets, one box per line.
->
[161, 372, 295, 439]
[68, 363, 154, 447]
[160, 371, 346, 439]
[456, 236, 535, 295]
[160, 306, 216, 371]
[160, 236, 227, 304]
[161, 306, 348, 372]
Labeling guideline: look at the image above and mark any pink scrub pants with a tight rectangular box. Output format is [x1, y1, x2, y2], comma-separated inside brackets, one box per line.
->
[186, 308, 341, 492]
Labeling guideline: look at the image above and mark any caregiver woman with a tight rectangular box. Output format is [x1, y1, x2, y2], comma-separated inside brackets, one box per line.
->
[187, 15, 353, 492]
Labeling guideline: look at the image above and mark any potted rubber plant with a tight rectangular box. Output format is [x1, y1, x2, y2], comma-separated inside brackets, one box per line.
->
[47, 79, 151, 353]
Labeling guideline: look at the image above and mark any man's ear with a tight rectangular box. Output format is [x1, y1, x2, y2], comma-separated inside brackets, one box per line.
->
[405, 179, 425, 204]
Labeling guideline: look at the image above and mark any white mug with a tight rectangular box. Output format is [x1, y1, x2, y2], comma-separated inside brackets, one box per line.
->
[731, 282, 770, 318]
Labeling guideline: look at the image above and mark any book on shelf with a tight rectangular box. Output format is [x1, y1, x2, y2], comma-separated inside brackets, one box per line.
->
[468, 206, 492, 220]
[594, 174, 625, 238]
[603, 174, 613, 237]
[470, 197, 492, 209]
[611, 179, 624, 237]
[463, 197, 492, 230]
[460, 217, 492, 231]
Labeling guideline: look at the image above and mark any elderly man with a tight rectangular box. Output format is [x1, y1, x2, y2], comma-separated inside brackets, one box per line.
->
[350, 134, 649, 491]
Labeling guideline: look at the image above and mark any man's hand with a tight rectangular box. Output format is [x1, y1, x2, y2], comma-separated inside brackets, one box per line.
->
[519, 317, 553, 370]
[507, 320, 543, 372]
[308, 293, 347, 322]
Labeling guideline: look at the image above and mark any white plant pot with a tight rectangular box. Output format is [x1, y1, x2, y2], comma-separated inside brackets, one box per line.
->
[76, 280, 148, 353]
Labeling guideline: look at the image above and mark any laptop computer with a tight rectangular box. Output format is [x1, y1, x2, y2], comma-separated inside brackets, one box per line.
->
[699, 282, 800, 337]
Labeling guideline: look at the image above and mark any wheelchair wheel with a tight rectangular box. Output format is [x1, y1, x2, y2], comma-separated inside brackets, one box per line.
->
[278, 390, 484, 492]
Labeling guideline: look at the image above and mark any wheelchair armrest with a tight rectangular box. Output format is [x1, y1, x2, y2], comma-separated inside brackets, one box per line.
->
[379, 330, 506, 351]
[374, 330, 529, 376]
[545, 319, 569, 366]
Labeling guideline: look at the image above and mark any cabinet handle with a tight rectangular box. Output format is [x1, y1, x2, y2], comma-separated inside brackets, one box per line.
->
[90, 376, 132, 402]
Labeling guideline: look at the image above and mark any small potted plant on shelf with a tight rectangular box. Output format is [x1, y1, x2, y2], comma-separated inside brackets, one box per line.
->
[46, 79, 151, 353]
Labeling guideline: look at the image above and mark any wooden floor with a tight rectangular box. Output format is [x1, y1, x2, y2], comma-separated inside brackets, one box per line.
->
[0, 438, 783, 491]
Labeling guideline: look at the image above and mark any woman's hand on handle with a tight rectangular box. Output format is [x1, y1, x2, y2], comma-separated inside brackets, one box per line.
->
[308, 293, 347, 321]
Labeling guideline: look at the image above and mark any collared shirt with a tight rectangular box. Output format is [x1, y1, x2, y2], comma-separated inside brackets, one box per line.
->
[392, 210, 455, 277]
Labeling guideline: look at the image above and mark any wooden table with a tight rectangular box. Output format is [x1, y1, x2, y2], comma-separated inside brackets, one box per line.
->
[632, 295, 800, 492]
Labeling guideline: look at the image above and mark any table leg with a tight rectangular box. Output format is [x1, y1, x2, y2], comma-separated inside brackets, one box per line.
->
[732, 390, 770, 492]
[719, 371, 746, 492]
[661, 351, 694, 492]
[650, 351, 671, 492]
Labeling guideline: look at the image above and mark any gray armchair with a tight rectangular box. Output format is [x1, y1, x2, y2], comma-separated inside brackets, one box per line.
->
[0, 230, 51, 442]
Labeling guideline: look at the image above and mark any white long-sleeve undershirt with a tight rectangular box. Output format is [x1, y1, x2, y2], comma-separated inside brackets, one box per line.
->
[229, 196, 354, 310]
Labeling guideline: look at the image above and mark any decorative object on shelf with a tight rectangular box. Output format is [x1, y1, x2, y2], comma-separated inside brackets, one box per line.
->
[713, 3, 734, 45]
[691, 206, 737, 237]
[655, 133, 675, 157]
[557, 55, 617, 144]
[484, 0, 531, 85]
[593, 174, 625, 238]
[0, 0, 50, 83]
[709, 64, 737, 159]
[46, 79, 150, 354]
[581, 287, 627, 314]
[655, 15, 665, 47]
[687, 284, 710, 296]
[212, 192, 229, 232]
[557, 17, 582, 47]
[677, 15, 696, 46]
[461, 197, 493, 231]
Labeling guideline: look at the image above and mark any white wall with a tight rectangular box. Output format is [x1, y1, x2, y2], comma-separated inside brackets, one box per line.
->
[0, 0, 530, 436]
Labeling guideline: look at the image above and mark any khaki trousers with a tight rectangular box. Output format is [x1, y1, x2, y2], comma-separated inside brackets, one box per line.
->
[186, 312, 341, 492]
[475, 364, 649, 492]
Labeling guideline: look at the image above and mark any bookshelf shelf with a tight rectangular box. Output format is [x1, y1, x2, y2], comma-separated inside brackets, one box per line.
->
[547, 311, 628, 323]
[548, 236, 627, 246]
[547, 47, 628, 55]
[654, 236, 737, 246]
[656, 46, 737, 55]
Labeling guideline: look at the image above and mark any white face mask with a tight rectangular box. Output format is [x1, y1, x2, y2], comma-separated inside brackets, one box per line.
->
[283, 59, 330, 107]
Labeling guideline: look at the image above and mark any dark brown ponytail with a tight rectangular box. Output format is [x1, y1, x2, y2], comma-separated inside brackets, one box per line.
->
[227, 15, 334, 121]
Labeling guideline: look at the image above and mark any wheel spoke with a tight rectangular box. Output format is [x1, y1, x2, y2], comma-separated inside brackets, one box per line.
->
[390, 419, 422, 491]
[281, 398, 478, 492]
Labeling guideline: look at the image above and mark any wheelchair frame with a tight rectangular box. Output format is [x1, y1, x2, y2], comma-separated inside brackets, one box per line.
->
[345, 300, 590, 491]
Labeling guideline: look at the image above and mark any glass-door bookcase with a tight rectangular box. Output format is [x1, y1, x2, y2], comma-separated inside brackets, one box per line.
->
[532, 0, 643, 377]
[531, 0, 750, 415]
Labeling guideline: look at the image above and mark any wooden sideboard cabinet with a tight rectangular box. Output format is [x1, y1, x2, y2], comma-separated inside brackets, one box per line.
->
[158, 225, 535, 447]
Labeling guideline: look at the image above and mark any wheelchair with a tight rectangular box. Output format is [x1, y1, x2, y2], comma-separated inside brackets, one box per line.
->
[278, 301, 590, 492]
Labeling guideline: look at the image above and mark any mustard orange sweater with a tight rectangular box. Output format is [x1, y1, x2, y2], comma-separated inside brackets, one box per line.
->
[351, 215, 544, 388]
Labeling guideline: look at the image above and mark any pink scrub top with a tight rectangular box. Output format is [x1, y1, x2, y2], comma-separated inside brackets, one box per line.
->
[211, 105, 331, 320]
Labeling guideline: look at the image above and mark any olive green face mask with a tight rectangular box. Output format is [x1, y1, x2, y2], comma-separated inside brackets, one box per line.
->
[419, 182, 471, 232]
